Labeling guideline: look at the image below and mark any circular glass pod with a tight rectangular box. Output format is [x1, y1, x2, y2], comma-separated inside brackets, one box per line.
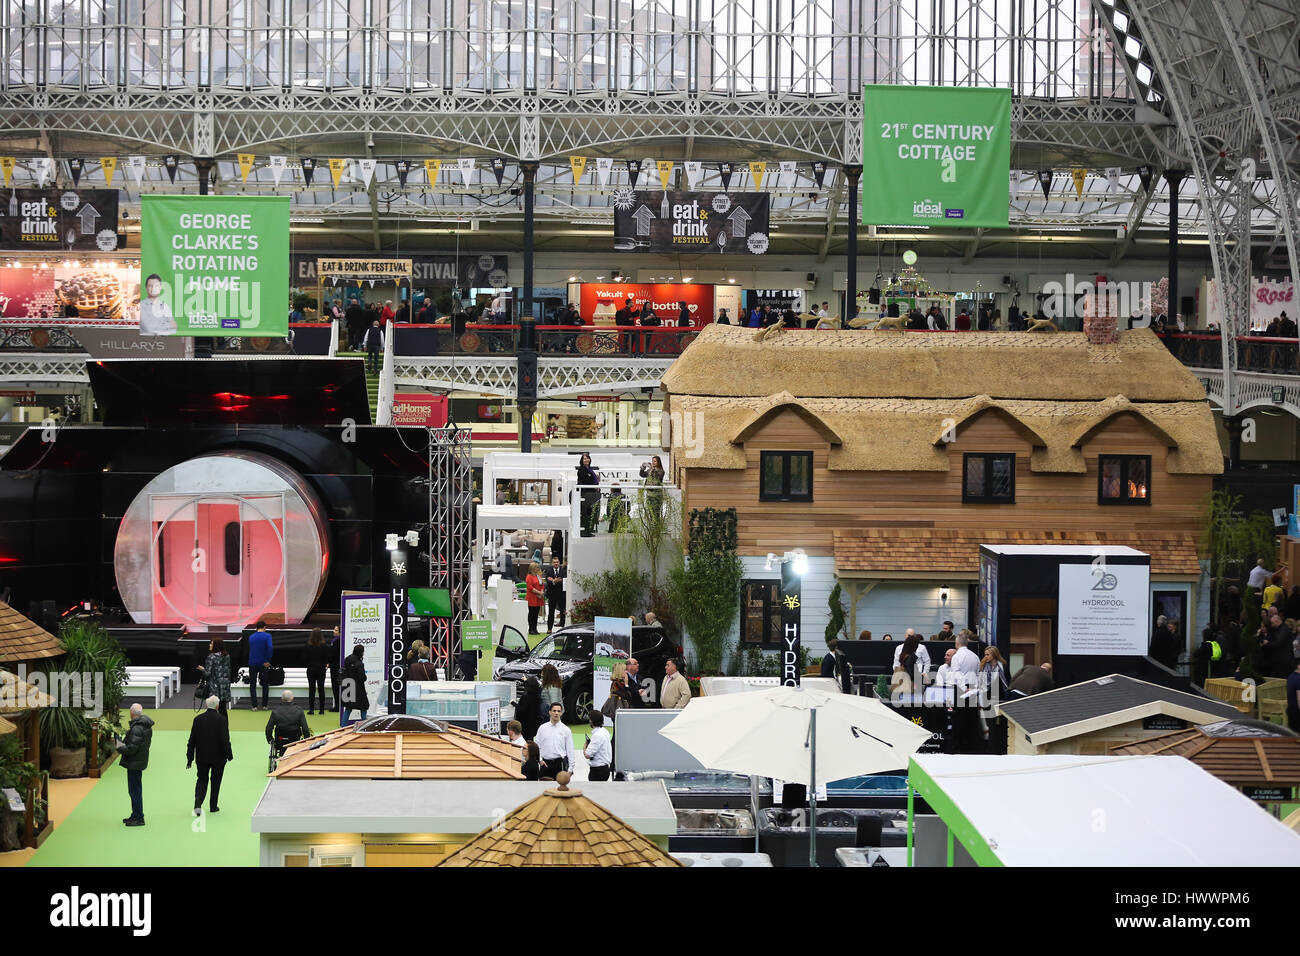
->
[114, 451, 329, 628]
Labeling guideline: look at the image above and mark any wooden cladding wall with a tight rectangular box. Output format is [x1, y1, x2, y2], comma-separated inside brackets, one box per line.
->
[680, 408, 1211, 556]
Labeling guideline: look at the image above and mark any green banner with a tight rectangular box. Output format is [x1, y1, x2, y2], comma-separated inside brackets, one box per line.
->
[460, 619, 494, 682]
[140, 195, 289, 337]
[861, 85, 1011, 229]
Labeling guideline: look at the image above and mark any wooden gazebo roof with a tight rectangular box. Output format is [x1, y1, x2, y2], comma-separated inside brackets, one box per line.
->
[1110, 722, 1300, 786]
[0, 715, 16, 734]
[0, 600, 63, 664]
[0, 668, 56, 715]
[437, 773, 682, 868]
[271, 714, 524, 779]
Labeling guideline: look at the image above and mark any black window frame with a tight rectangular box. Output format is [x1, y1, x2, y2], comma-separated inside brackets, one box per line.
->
[1098, 454, 1153, 506]
[962, 452, 1016, 504]
[740, 578, 783, 650]
[759, 450, 814, 502]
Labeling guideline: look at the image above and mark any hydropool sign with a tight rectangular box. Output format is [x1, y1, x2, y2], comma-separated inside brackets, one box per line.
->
[861, 85, 1011, 229]
[1058, 561, 1150, 656]
[140, 195, 290, 337]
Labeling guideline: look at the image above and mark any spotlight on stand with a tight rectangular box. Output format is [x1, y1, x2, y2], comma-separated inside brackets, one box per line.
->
[404, 530, 420, 547]
[791, 548, 809, 576]
[765, 552, 778, 572]
[385, 533, 401, 551]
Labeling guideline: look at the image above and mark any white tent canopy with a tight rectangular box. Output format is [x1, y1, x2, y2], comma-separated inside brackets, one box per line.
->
[475, 504, 572, 533]
[909, 753, 1300, 867]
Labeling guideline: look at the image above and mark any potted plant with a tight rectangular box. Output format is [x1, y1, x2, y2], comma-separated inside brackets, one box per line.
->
[39, 706, 88, 778]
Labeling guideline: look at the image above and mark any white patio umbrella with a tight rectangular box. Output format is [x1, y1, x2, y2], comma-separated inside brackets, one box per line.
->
[658, 684, 934, 865]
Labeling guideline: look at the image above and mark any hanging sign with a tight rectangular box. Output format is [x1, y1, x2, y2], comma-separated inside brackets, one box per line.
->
[458, 158, 475, 186]
[569, 155, 587, 185]
[811, 161, 827, 188]
[491, 157, 507, 186]
[237, 153, 255, 183]
[718, 162, 734, 191]
[268, 155, 287, 187]
[424, 158, 441, 187]
[357, 158, 377, 187]
[100, 157, 117, 187]
[748, 161, 766, 191]
[163, 155, 180, 183]
[626, 160, 641, 187]
[1071, 167, 1087, 200]
[300, 157, 315, 187]
[1, 188, 120, 251]
[34, 157, 53, 188]
[126, 155, 146, 188]
[595, 157, 613, 187]
[393, 159, 411, 188]
[683, 160, 702, 190]
[780, 560, 802, 687]
[327, 158, 346, 188]
[656, 160, 674, 192]
[68, 158, 84, 186]
[613, 190, 770, 254]
[0, 157, 15, 188]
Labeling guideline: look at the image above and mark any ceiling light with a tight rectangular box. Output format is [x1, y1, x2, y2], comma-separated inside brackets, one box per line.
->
[682, 276, 693, 282]
[385, 533, 400, 551]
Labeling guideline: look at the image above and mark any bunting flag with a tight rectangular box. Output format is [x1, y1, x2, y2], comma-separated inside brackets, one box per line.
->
[811, 160, 827, 188]
[268, 155, 287, 187]
[126, 155, 146, 188]
[69, 157, 84, 186]
[458, 157, 475, 187]
[424, 158, 442, 187]
[357, 158, 377, 187]
[656, 160, 674, 192]
[626, 159, 641, 187]
[1106, 166, 1120, 194]
[300, 157, 316, 187]
[34, 157, 53, 188]
[491, 156, 506, 186]
[779, 160, 796, 181]
[163, 154, 180, 183]
[1071, 167, 1087, 200]
[569, 155, 587, 185]
[595, 156, 613, 187]
[237, 153, 255, 183]
[327, 158, 346, 188]
[100, 156, 117, 186]
[0, 157, 13, 188]
[393, 159, 412, 188]
[683, 160, 702, 190]
[1137, 164, 1154, 194]
[748, 161, 766, 191]
[719, 162, 733, 191]
[1036, 169, 1053, 199]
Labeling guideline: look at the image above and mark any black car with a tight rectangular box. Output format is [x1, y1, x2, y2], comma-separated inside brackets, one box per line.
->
[496, 624, 682, 723]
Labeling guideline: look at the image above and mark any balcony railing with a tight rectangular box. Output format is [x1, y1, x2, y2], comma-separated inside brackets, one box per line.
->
[1157, 332, 1300, 374]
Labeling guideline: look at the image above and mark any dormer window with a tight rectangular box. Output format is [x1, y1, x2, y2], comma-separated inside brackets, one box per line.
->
[1099, 455, 1151, 504]
[760, 451, 813, 502]
[963, 453, 1015, 503]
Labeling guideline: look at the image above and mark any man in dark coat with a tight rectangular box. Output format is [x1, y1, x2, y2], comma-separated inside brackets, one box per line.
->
[1149, 614, 1179, 669]
[1007, 662, 1054, 697]
[344, 298, 366, 350]
[187, 696, 233, 815]
[266, 690, 311, 754]
[116, 704, 154, 826]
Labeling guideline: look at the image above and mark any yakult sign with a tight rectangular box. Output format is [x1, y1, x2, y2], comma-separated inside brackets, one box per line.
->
[577, 282, 714, 324]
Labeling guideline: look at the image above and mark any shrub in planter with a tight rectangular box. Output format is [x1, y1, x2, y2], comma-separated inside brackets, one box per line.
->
[570, 596, 603, 624]
[40, 706, 88, 778]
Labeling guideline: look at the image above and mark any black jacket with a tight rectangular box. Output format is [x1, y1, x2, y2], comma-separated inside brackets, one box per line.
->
[1149, 628, 1179, 669]
[305, 643, 331, 675]
[118, 714, 155, 771]
[342, 657, 370, 710]
[545, 565, 566, 595]
[187, 709, 233, 766]
[266, 702, 310, 743]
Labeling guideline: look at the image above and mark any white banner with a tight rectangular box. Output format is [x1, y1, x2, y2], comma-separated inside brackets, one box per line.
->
[458, 157, 476, 186]
[34, 157, 53, 188]
[1202, 276, 1297, 331]
[357, 158, 377, 187]
[126, 155, 146, 187]
[1106, 167, 1120, 193]
[268, 155, 287, 187]
[683, 160, 702, 190]
[779, 160, 796, 180]
[341, 593, 388, 723]
[1058, 562, 1149, 656]
[595, 157, 614, 188]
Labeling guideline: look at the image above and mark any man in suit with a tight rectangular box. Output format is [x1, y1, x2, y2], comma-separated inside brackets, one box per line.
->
[544, 556, 567, 632]
[661, 657, 691, 709]
[187, 695, 232, 816]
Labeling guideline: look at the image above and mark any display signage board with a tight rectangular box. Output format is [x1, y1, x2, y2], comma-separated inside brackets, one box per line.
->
[1242, 785, 1293, 803]
[0, 263, 140, 323]
[478, 698, 501, 736]
[1141, 715, 1188, 731]
[745, 289, 805, 312]
[780, 561, 802, 687]
[389, 584, 408, 715]
[340, 592, 388, 726]
[613, 190, 770, 254]
[74, 328, 191, 358]
[593, 615, 632, 711]
[2, 188, 120, 251]
[978, 551, 998, 647]
[391, 393, 448, 427]
[317, 258, 412, 280]
[861, 85, 1011, 228]
[1057, 560, 1150, 655]
[461, 619, 494, 682]
[140, 195, 290, 337]
[293, 252, 508, 289]
[576, 282, 714, 324]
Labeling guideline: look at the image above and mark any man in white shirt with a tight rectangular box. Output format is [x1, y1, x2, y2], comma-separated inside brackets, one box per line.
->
[503, 720, 527, 748]
[583, 710, 612, 781]
[949, 631, 982, 688]
[534, 702, 574, 779]
[1248, 558, 1280, 591]
[816, 302, 830, 318]
[892, 628, 932, 674]
[934, 648, 957, 686]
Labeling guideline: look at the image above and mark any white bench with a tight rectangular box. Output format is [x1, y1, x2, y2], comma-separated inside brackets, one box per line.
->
[230, 667, 322, 707]
[122, 668, 176, 709]
[127, 667, 181, 696]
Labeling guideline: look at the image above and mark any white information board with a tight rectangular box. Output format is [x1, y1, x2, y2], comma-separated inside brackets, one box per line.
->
[1058, 562, 1150, 655]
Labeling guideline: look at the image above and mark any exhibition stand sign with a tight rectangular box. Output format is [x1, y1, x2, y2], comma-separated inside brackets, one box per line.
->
[576, 282, 714, 323]
[340, 592, 388, 725]
[861, 85, 1011, 228]
[593, 616, 632, 711]
[140, 194, 290, 337]
[1058, 561, 1150, 656]
[2, 187, 119, 251]
[613, 190, 770, 254]
[461, 619, 494, 682]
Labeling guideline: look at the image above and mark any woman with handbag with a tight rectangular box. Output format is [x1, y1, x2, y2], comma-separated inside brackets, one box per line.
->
[341, 645, 370, 725]
[196, 638, 232, 715]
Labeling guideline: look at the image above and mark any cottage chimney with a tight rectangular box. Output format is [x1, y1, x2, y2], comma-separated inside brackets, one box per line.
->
[1083, 292, 1120, 345]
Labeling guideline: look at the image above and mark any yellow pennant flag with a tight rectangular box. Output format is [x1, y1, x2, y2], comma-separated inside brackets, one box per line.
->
[100, 156, 117, 186]
[237, 153, 255, 183]
[327, 158, 347, 189]
[569, 155, 587, 185]
[424, 158, 442, 187]
[1071, 167, 1088, 200]
[748, 161, 766, 191]
[657, 160, 674, 192]
[0, 156, 14, 188]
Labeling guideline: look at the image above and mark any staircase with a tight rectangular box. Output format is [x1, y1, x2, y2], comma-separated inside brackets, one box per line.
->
[339, 351, 381, 422]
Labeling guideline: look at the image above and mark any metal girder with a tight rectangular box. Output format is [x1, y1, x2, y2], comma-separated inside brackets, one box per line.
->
[0, 356, 90, 385]
[1110, 182, 1158, 264]
[393, 356, 676, 399]
[1192, 368, 1300, 423]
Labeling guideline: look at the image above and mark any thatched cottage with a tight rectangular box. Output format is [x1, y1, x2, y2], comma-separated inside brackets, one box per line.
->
[660, 319, 1222, 664]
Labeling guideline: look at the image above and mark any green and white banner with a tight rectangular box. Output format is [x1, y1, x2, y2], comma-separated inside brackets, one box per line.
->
[140, 195, 289, 337]
[861, 85, 1011, 229]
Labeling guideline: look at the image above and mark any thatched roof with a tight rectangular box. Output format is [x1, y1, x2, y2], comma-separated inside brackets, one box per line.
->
[667, 393, 1222, 475]
[663, 325, 1209, 401]
[0, 668, 56, 715]
[1110, 721, 1300, 786]
[0, 715, 16, 735]
[0, 600, 63, 664]
[436, 774, 682, 868]
[272, 714, 523, 779]
[834, 528, 1203, 577]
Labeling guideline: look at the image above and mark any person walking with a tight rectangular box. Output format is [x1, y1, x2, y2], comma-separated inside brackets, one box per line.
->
[247, 620, 274, 711]
[327, 625, 342, 713]
[545, 556, 567, 632]
[525, 562, 545, 635]
[535, 702, 575, 779]
[362, 319, 384, 374]
[584, 710, 613, 781]
[661, 658, 691, 709]
[345, 298, 366, 350]
[304, 628, 330, 714]
[196, 637, 232, 715]
[516, 676, 544, 741]
[341, 645, 370, 724]
[116, 703, 154, 827]
[187, 696, 232, 816]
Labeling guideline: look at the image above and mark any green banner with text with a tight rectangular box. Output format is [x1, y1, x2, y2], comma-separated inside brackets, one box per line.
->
[861, 85, 1011, 229]
[140, 195, 289, 337]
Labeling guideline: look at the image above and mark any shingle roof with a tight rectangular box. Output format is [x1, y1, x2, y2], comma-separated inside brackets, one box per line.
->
[1110, 722, 1300, 785]
[0, 668, 56, 714]
[834, 529, 1203, 577]
[0, 600, 64, 664]
[998, 674, 1242, 744]
[0, 715, 16, 734]
[437, 773, 682, 868]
